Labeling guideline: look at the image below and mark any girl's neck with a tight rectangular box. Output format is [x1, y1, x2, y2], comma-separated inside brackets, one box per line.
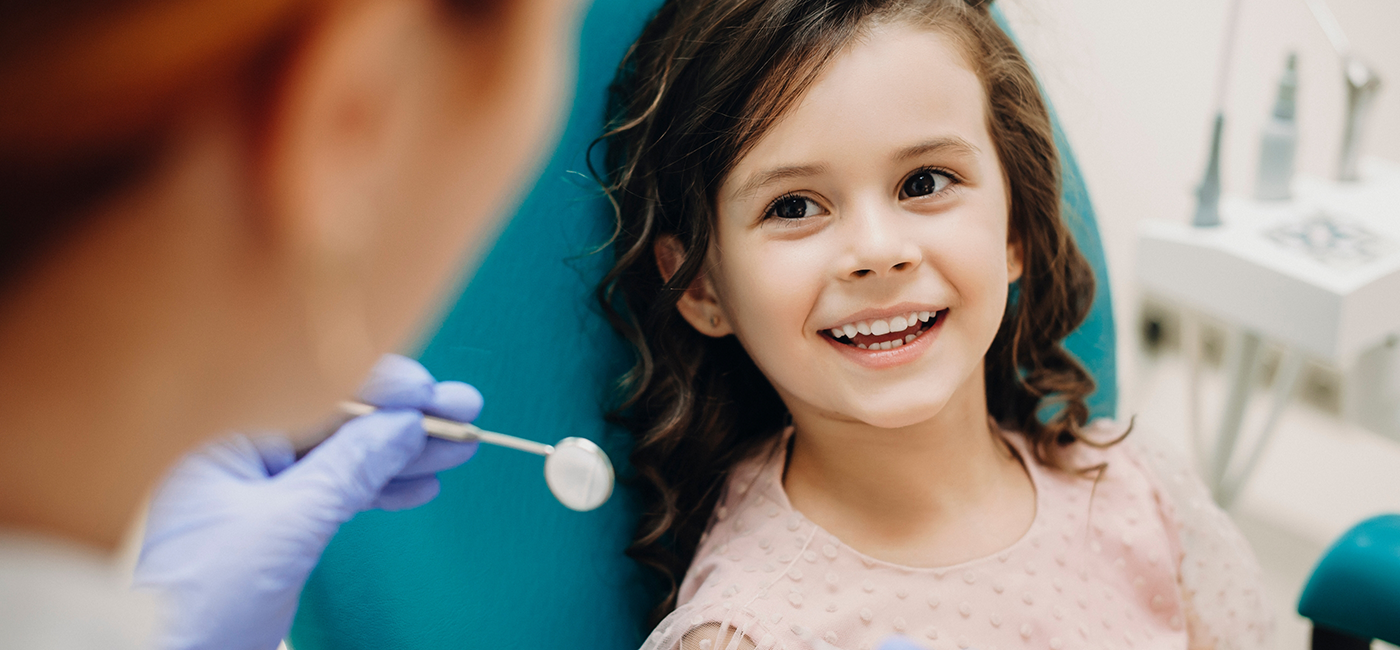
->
[782, 366, 1035, 567]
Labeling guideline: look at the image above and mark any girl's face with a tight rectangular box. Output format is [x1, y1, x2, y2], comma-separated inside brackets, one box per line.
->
[702, 23, 1020, 429]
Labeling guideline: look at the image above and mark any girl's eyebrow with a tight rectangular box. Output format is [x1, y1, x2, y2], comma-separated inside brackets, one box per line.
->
[732, 163, 829, 200]
[894, 136, 981, 161]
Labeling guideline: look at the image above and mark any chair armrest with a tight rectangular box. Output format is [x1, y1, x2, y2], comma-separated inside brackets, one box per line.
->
[1298, 514, 1400, 646]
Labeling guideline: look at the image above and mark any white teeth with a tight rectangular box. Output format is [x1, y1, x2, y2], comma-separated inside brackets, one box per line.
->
[836, 311, 935, 345]
[857, 343, 868, 349]
[892, 339, 904, 348]
[880, 341, 893, 350]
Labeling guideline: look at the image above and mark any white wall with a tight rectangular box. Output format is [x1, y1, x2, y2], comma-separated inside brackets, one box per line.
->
[998, 0, 1400, 413]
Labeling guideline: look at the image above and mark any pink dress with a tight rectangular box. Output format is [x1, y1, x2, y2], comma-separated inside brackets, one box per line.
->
[640, 420, 1272, 650]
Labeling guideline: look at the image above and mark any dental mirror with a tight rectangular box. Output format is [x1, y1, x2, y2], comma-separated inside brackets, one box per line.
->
[339, 402, 615, 512]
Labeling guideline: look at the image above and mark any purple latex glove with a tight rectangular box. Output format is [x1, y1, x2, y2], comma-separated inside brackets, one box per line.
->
[134, 355, 480, 650]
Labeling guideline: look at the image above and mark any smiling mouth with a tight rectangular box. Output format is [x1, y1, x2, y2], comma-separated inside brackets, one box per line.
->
[823, 309, 946, 351]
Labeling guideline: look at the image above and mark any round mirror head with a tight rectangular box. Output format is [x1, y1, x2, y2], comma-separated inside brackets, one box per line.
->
[543, 437, 614, 512]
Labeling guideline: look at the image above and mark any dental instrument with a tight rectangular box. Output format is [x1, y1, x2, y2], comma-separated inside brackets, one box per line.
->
[1302, 0, 1383, 182]
[339, 401, 615, 512]
[1191, 0, 1245, 227]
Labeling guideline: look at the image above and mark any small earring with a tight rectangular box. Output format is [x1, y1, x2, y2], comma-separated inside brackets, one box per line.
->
[710, 315, 720, 327]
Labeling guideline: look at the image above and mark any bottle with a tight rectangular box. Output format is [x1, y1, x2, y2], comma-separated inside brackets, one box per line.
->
[1254, 53, 1298, 201]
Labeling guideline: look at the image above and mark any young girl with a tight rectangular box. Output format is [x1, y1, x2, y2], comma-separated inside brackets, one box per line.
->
[596, 1, 1273, 649]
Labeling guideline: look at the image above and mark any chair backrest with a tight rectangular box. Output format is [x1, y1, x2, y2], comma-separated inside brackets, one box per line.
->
[288, 2, 1116, 647]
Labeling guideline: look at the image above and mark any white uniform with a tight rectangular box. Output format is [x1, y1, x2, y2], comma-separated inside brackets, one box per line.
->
[0, 530, 157, 650]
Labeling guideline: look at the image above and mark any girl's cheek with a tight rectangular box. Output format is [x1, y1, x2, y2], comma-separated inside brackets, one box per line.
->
[929, 224, 1006, 285]
[726, 239, 822, 340]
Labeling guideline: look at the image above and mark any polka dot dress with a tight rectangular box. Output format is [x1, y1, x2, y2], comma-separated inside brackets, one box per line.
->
[640, 420, 1272, 650]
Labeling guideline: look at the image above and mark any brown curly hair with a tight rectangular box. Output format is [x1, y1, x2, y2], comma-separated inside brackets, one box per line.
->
[593, 0, 1103, 623]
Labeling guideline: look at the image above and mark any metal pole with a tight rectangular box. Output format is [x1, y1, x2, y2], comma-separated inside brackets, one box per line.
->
[1218, 348, 1305, 508]
[1211, 329, 1264, 500]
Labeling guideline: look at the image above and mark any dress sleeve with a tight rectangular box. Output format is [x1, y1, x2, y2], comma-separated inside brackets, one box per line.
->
[1126, 436, 1275, 650]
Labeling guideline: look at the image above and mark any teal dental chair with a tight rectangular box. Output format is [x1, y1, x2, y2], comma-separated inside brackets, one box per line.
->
[287, 1, 1117, 647]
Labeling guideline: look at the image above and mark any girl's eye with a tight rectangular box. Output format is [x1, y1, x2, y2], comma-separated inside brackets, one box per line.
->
[900, 169, 952, 198]
[767, 195, 820, 220]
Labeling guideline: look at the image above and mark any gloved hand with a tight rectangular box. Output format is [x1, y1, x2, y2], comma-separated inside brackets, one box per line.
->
[133, 354, 481, 650]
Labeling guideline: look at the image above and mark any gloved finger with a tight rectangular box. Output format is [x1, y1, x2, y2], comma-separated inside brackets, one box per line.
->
[251, 435, 298, 476]
[358, 354, 435, 410]
[876, 637, 927, 650]
[180, 435, 273, 483]
[423, 381, 484, 423]
[284, 410, 426, 516]
[392, 380, 482, 478]
[395, 437, 480, 479]
[370, 476, 442, 511]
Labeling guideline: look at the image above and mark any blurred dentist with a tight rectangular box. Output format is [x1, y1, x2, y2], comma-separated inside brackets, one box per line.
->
[0, 0, 576, 647]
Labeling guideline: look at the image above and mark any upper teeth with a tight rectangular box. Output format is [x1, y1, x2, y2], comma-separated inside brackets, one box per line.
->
[828, 311, 934, 339]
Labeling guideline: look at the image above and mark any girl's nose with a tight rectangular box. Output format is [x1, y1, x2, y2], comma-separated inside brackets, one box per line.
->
[841, 206, 922, 280]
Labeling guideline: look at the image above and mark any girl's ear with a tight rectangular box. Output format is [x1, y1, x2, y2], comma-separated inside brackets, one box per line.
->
[655, 235, 734, 337]
[1007, 234, 1024, 283]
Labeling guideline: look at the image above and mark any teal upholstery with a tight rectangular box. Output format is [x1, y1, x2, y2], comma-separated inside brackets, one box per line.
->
[289, 2, 1117, 648]
[1298, 514, 1400, 646]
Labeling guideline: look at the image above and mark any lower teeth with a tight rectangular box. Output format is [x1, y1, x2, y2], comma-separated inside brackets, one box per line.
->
[858, 337, 907, 351]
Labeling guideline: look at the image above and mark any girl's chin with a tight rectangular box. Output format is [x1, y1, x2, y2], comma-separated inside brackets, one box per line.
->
[833, 396, 955, 430]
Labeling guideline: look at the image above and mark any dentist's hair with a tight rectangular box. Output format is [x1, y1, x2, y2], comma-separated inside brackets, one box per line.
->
[594, 0, 1100, 621]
